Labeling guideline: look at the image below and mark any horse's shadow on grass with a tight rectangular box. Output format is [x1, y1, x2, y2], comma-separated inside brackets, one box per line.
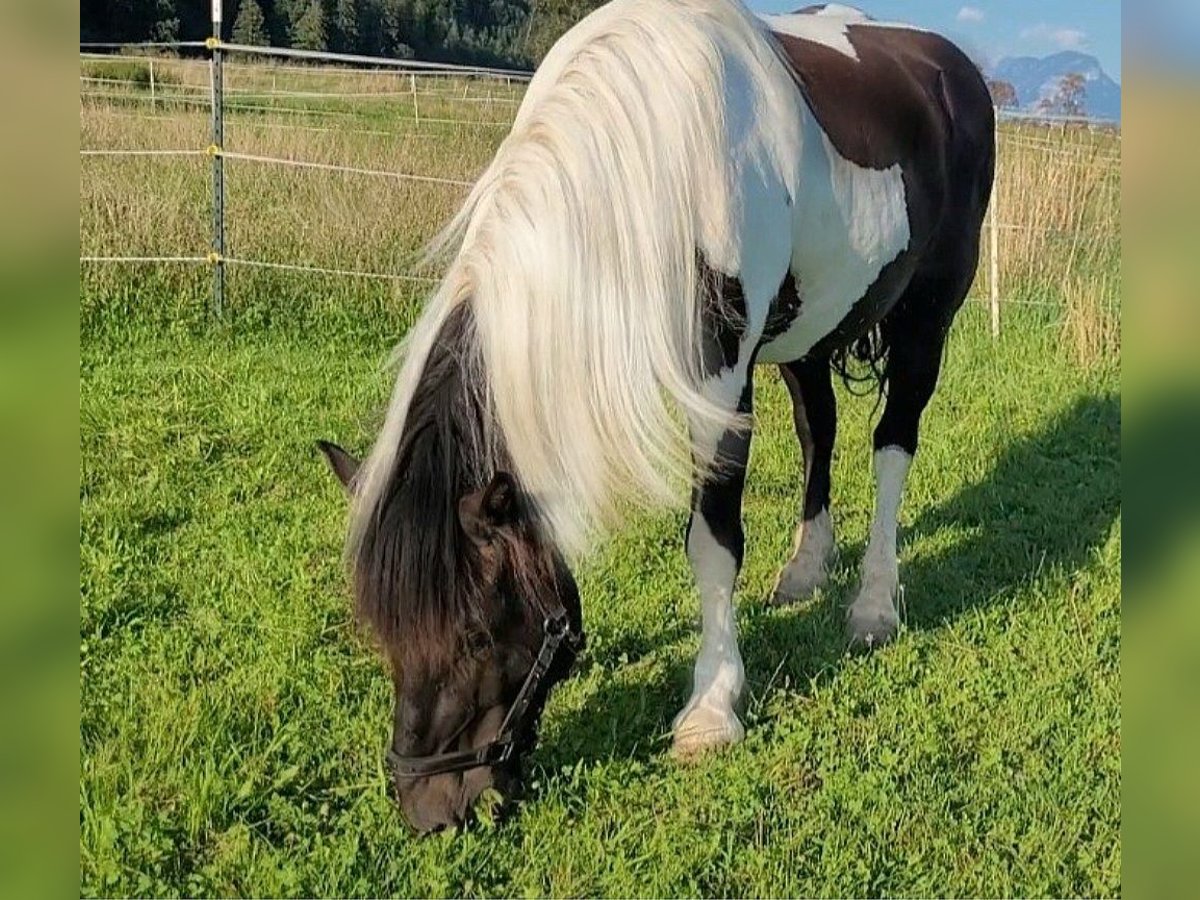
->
[537, 393, 1120, 768]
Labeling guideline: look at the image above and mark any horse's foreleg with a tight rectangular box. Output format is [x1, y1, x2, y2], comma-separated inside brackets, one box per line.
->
[672, 372, 753, 758]
[849, 306, 952, 647]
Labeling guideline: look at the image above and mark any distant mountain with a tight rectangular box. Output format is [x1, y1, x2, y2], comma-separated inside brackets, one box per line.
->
[991, 51, 1121, 122]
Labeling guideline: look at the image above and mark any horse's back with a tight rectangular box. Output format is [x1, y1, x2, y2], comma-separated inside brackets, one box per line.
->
[753, 6, 994, 363]
[766, 6, 993, 237]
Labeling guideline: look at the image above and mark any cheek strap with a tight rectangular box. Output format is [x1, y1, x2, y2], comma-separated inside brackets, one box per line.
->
[387, 609, 580, 778]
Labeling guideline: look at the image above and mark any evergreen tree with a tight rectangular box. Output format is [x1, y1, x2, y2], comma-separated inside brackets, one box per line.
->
[292, 0, 328, 51]
[79, 0, 592, 66]
[333, 0, 360, 53]
[232, 0, 270, 46]
[379, 0, 409, 57]
[526, 0, 604, 62]
[149, 0, 180, 43]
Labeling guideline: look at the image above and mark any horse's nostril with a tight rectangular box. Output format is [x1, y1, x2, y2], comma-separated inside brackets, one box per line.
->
[399, 781, 467, 835]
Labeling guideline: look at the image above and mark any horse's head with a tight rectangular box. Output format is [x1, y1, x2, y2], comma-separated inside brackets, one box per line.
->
[319, 441, 582, 833]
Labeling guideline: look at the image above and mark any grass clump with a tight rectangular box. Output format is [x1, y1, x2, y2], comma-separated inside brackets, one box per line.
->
[1062, 273, 1121, 369]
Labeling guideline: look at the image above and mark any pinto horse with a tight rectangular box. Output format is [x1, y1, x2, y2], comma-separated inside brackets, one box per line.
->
[319, 0, 994, 831]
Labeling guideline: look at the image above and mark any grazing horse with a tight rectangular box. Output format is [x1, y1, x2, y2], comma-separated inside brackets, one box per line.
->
[320, 0, 994, 832]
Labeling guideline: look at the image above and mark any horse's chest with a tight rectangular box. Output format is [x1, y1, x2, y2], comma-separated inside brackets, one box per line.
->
[756, 134, 912, 364]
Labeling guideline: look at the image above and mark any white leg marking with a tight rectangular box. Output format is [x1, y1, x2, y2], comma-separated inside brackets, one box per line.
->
[672, 511, 745, 757]
[690, 366, 748, 468]
[773, 508, 836, 603]
[848, 446, 911, 646]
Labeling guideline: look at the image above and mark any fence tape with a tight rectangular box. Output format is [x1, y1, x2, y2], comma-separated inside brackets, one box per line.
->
[222, 256, 437, 283]
[78, 255, 1073, 309]
[965, 296, 1068, 308]
[217, 41, 533, 81]
[80, 254, 437, 284]
[81, 148, 206, 157]
[81, 105, 484, 143]
[81, 255, 210, 264]
[79, 76, 208, 91]
[79, 41, 207, 49]
[80, 89, 515, 128]
[218, 118, 445, 141]
[218, 150, 474, 187]
[78, 47, 1120, 322]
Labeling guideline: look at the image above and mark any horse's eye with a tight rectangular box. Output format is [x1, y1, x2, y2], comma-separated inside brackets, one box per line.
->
[464, 630, 491, 657]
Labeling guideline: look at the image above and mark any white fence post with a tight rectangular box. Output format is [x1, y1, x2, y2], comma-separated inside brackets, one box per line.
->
[989, 110, 1001, 339]
[149, 57, 156, 111]
[210, 0, 226, 316]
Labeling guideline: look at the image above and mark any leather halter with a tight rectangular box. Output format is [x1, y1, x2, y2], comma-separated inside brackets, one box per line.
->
[387, 608, 580, 779]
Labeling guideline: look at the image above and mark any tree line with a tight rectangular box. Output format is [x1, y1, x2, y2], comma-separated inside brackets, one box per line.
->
[87, 1, 1096, 113]
[80, 0, 609, 68]
[987, 74, 1089, 118]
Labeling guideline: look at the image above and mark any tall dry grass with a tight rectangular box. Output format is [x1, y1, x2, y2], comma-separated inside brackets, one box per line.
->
[80, 54, 524, 124]
[980, 121, 1121, 363]
[79, 55, 1121, 347]
[987, 122, 1121, 298]
[1061, 272, 1120, 369]
[79, 80, 506, 330]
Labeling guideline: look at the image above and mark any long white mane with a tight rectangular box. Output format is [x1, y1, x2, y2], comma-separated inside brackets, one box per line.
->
[351, 0, 798, 558]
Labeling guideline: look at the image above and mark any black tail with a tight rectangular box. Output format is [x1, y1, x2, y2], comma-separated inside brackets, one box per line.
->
[829, 324, 889, 398]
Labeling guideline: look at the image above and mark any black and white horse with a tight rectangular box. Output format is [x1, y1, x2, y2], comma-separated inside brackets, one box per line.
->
[320, 0, 994, 831]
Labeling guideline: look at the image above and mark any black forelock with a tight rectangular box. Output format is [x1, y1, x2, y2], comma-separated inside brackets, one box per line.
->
[353, 302, 581, 677]
[354, 304, 499, 656]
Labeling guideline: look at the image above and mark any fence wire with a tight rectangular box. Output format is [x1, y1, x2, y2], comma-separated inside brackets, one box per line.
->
[81, 74, 523, 106]
[81, 148, 206, 158]
[217, 150, 474, 187]
[80, 41, 1120, 325]
[81, 255, 210, 264]
[223, 257, 438, 283]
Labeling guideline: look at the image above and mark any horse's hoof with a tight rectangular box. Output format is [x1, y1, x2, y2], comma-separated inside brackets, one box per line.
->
[670, 707, 744, 761]
[846, 599, 900, 649]
[772, 514, 835, 605]
[770, 563, 829, 605]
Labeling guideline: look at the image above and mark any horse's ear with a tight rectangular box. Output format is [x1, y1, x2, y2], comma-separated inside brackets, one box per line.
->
[317, 440, 361, 494]
[458, 472, 519, 545]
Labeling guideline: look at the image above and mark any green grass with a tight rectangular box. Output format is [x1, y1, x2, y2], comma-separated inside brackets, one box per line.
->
[80, 63, 1121, 895]
[80, 293, 1120, 896]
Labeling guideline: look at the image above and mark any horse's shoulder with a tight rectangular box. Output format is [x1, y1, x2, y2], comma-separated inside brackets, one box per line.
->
[765, 13, 988, 170]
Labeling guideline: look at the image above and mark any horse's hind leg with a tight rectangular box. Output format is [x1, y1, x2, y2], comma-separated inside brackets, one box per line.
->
[773, 355, 838, 604]
[672, 373, 754, 758]
[848, 273, 966, 646]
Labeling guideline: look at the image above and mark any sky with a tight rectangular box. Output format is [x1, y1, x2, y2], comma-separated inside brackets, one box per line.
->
[750, 1, 1122, 82]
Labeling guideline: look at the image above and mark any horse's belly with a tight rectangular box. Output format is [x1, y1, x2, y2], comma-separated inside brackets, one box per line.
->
[756, 130, 912, 365]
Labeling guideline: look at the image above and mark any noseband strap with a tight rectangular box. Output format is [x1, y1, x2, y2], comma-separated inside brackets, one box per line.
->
[387, 609, 580, 779]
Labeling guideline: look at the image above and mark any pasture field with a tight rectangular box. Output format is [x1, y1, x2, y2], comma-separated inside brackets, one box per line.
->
[80, 62, 1121, 897]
